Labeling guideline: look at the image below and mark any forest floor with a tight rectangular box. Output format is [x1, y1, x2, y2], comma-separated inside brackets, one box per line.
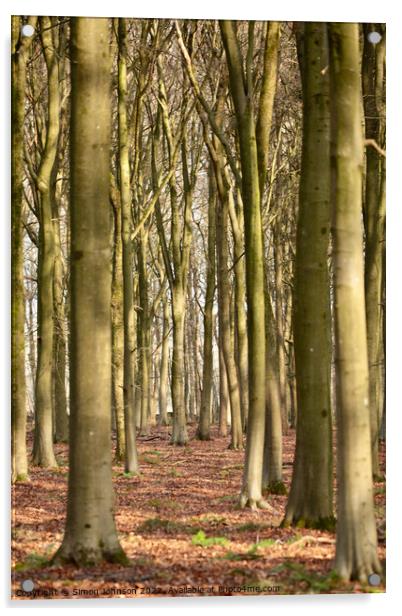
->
[11, 425, 386, 600]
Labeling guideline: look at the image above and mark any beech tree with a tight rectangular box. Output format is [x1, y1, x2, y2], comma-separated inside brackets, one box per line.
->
[328, 21, 381, 583]
[54, 17, 127, 565]
[11, 15, 38, 482]
[12, 16, 385, 584]
[283, 22, 333, 528]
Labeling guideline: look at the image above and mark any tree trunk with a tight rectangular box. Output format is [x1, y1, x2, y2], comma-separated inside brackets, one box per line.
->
[11, 16, 38, 481]
[138, 229, 151, 436]
[54, 17, 127, 566]
[362, 24, 386, 478]
[283, 23, 333, 527]
[118, 18, 138, 472]
[263, 296, 283, 490]
[32, 17, 60, 468]
[158, 298, 170, 426]
[328, 21, 381, 583]
[221, 22, 267, 509]
[171, 290, 188, 444]
[111, 182, 125, 461]
[52, 174, 68, 443]
[216, 185, 243, 450]
[229, 189, 248, 430]
[273, 227, 288, 433]
[197, 165, 216, 440]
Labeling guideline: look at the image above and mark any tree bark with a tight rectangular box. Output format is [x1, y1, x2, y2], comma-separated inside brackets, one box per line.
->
[221, 22, 267, 509]
[328, 21, 381, 583]
[111, 180, 125, 461]
[158, 298, 170, 425]
[283, 23, 333, 527]
[216, 184, 243, 450]
[54, 17, 127, 566]
[362, 24, 386, 478]
[32, 17, 60, 468]
[197, 164, 216, 440]
[11, 16, 38, 481]
[118, 18, 138, 472]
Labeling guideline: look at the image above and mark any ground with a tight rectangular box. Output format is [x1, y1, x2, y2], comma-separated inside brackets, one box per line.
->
[11, 426, 386, 600]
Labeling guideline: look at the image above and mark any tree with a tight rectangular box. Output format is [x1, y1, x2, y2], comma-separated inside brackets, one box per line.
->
[283, 23, 333, 528]
[118, 18, 139, 472]
[328, 21, 381, 583]
[362, 24, 386, 478]
[32, 17, 60, 468]
[220, 21, 267, 508]
[54, 17, 127, 566]
[197, 162, 216, 440]
[12, 15, 38, 482]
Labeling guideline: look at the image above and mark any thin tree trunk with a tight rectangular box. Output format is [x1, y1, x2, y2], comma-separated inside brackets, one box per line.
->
[52, 174, 68, 443]
[197, 165, 216, 440]
[158, 298, 170, 425]
[111, 181, 125, 461]
[11, 16, 38, 481]
[218, 344, 229, 437]
[118, 18, 138, 472]
[362, 24, 386, 478]
[32, 17, 60, 468]
[263, 296, 284, 490]
[138, 229, 150, 436]
[216, 185, 243, 450]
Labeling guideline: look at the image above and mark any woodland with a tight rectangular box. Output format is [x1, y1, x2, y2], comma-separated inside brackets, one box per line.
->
[11, 17, 386, 598]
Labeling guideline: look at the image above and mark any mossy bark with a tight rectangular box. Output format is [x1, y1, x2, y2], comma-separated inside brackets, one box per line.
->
[328, 22, 381, 583]
[54, 17, 127, 566]
[11, 16, 38, 482]
[283, 23, 333, 527]
[32, 17, 60, 468]
[221, 22, 267, 508]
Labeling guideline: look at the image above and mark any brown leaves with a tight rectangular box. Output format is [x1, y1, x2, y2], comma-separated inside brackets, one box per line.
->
[11, 427, 386, 598]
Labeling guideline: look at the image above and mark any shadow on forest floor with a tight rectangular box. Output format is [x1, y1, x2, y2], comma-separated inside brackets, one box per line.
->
[11, 426, 386, 599]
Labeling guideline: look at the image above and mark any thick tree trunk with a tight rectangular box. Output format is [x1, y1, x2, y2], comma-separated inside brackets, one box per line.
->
[328, 22, 381, 583]
[54, 17, 127, 566]
[283, 23, 333, 527]
[11, 16, 38, 481]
